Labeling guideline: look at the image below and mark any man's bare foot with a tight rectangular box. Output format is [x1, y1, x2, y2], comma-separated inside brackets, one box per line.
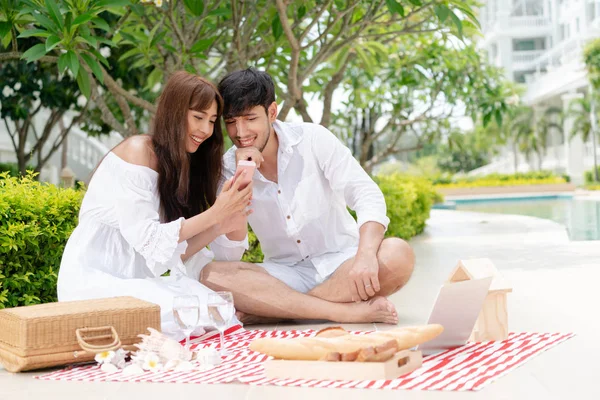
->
[235, 310, 285, 325]
[343, 296, 398, 324]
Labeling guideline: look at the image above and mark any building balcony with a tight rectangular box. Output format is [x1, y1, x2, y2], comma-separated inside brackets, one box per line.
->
[522, 36, 590, 104]
[483, 14, 552, 42]
[508, 15, 552, 29]
[512, 49, 546, 70]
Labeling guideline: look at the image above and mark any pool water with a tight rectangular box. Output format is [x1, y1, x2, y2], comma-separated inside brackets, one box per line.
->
[453, 197, 600, 241]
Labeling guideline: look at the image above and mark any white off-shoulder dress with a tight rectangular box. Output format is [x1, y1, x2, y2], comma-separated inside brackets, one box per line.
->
[57, 152, 247, 337]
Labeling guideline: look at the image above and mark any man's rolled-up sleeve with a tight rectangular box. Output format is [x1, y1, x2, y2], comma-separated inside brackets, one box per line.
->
[210, 234, 249, 261]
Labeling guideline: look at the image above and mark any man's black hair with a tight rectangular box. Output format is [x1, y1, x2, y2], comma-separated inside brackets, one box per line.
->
[218, 68, 275, 119]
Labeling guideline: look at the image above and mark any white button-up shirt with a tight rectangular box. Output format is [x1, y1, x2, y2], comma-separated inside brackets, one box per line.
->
[210, 120, 390, 279]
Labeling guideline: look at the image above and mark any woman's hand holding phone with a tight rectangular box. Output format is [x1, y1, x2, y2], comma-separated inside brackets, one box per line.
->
[232, 160, 256, 190]
[214, 173, 253, 228]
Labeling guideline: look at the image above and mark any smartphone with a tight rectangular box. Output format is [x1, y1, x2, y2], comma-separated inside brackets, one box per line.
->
[233, 160, 256, 190]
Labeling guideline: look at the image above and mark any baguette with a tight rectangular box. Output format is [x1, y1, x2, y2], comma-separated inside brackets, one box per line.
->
[249, 324, 443, 361]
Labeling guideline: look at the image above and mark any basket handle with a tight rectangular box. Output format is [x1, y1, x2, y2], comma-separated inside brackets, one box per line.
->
[76, 326, 122, 353]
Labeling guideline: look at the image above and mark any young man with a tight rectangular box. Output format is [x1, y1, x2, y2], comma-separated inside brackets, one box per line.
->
[204, 68, 414, 324]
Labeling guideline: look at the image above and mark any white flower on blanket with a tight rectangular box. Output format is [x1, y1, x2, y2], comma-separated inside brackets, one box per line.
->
[94, 351, 115, 364]
[112, 348, 128, 369]
[142, 352, 162, 372]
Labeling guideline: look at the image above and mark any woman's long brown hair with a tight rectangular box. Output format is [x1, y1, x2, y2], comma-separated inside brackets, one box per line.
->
[151, 71, 224, 222]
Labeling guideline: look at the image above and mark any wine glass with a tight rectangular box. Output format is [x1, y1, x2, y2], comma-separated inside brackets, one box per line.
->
[207, 291, 235, 356]
[173, 295, 200, 351]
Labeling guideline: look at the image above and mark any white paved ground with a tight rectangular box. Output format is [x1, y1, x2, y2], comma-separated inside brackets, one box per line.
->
[2, 209, 598, 399]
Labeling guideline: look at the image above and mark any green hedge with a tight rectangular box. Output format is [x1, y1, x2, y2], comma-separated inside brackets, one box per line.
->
[1, 173, 438, 307]
[0, 162, 20, 177]
[434, 171, 567, 189]
[0, 172, 83, 308]
[584, 167, 600, 184]
[242, 174, 440, 263]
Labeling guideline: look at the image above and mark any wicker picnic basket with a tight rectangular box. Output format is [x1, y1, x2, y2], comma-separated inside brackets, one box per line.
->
[0, 296, 161, 372]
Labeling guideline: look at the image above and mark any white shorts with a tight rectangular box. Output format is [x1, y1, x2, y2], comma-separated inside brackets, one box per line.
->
[257, 249, 357, 293]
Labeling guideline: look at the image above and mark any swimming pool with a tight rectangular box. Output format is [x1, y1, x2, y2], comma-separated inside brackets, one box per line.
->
[439, 195, 600, 241]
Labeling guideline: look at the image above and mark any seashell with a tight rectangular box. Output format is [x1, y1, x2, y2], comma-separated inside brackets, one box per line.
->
[122, 364, 145, 376]
[135, 328, 193, 363]
[100, 363, 119, 374]
[195, 348, 221, 366]
[174, 361, 195, 372]
[163, 360, 180, 371]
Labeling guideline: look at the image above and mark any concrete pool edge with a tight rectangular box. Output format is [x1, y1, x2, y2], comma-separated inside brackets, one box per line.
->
[436, 190, 600, 207]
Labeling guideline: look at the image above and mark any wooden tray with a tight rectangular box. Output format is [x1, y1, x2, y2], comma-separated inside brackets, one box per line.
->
[264, 349, 422, 381]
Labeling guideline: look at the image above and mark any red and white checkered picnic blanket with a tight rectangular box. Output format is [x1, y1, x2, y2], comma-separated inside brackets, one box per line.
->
[37, 327, 574, 391]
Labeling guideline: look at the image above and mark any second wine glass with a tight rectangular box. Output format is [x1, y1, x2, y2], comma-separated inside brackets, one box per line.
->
[207, 291, 235, 356]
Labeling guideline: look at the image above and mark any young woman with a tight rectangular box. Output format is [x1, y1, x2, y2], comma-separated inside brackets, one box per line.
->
[58, 71, 252, 336]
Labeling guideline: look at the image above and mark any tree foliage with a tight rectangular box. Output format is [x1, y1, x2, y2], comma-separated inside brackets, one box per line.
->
[1, 0, 510, 171]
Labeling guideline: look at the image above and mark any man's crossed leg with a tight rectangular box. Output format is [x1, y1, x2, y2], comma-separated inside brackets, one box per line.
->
[200, 237, 414, 325]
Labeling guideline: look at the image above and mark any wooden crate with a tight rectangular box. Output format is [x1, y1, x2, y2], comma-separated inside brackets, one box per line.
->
[264, 349, 422, 381]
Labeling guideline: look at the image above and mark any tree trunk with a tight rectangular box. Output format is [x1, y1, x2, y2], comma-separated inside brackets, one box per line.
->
[17, 151, 26, 175]
[512, 141, 518, 173]
[294, 99, 313, 123]
[277, 97, 296, 121]
[61, 138, 68, 170]
[591, 99, 599, 182]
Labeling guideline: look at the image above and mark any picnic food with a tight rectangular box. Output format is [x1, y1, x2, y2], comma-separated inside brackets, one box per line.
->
[249, 324, 443, 362]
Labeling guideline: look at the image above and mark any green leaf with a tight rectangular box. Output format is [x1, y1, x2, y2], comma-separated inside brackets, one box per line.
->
[272, 15, 283, 40]
[118, 47, 140, 62]
[45, 35, 61, 51]
[190, 38, 215, 53]
[408, 0, 422, 5]
[96, 0, 130, 7]
[150, 30, 166, 48]
[91, 17, 110, 31]
[298, 5, 306, 19]
[77, 32, 97, 47]
[72, 13, 93, 26]
[483, 112, 491, 127]
[65, 50, 79, 78]
[434, 5, 450, 23]
[1, 32, 11, 48]
[183, 0, 204, 16]
[144, 67, 163, 91]
[209, 7, 231, 17]
[46, 0, 64, 29]
[355, 47, 375, 73]
[64, 11, 73, 32]
[96, 37, 116, 47]
[364, 41, 388, 57]
[81, 52, 104, 84]
[385, 0, 405, 17]
[88, 48, 109, 67]
[130, 57, 149, 69]
[0, 22, 11, 38]
[147, 22, 161, 44]
[77, 68, 91, 98]
[21, 44, 47, 63]
[57, 52, 68, 73]
[32, 13, 58, 32]
[456, 5, 481, 29]
[18, 29, 51, 38]
[449, 10, 463, 40]
[495, 109, 503, 127]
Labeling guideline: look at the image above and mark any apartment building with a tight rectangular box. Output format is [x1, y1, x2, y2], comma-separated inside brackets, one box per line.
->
[475, 0, 600, 183]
